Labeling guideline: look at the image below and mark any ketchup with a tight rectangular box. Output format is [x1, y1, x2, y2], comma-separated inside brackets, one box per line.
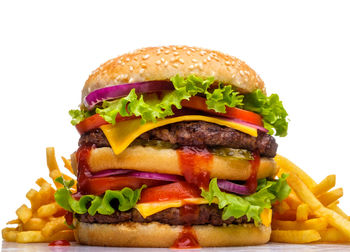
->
[245, 150, 260, 193]
[171, 226, 200, 249]
[76, 145, 92, 194]
[177, 146, 213, 189]
[180, 204, 199, 224]
[65, 211, 73, 226]
[48, 240, 70, 246]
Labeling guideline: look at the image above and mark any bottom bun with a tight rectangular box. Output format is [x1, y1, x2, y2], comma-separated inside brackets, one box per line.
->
[75, 221, 271, 247]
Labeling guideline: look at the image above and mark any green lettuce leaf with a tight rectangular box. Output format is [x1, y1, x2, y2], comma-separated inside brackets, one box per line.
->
[68, 109, 92, 126]
[54, 176, 146, 215]
[242, 89, 289, 137]
[201, 174, 291, 224]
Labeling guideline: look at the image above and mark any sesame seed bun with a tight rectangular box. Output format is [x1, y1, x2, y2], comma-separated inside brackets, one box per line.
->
[75, 221, 271, 247]
[82, 45, 265, 104]
[71, 146, 278, 181]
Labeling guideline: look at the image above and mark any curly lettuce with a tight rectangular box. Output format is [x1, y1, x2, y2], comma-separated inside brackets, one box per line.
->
[201, 174, 291, 224]
[54, 177, 146, 216]
[70, 75, 289, 136]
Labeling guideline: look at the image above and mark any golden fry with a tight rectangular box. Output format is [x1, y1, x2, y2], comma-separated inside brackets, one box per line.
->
[6, 219, 21, 225]
[41, 216, 68, 238]
[37, 202, 61, 218]
[319, 228, 349, 242]
[2, 228, 18, 242]
[317, 188, 343, 206]
[271, 230, 321, 244]
[22, 218, 47, 231]
[296, 204, 309, 222]
[328, 204, 348, 219]
[61, 156, 74, 175]
[16, 231, 46, 243]
[316, 207, 350, 239]
[284, 192, 302, 210]
[272, 217, 327, 231]
[16, 205, 32, 224]
[312, 175, 336, 196]
[275, 154, 317, 189]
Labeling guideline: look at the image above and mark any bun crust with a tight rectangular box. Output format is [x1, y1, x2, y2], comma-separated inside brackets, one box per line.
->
[83, 46, 265, 103]
[71, 146, 277, 180]
[75, 221, 271, 247]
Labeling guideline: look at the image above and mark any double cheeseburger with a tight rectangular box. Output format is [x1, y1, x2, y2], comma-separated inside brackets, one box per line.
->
[55, 46, 290, 247]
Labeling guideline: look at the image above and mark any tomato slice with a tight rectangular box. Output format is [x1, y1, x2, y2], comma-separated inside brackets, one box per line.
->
[76, 114, 137, 135]
[139, 182, 201, 203]
[83, 176, 168, 195]
[181, 96, 263, 126]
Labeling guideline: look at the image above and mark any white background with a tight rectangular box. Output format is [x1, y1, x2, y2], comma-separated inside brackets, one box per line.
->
[1, 0, 350, 229]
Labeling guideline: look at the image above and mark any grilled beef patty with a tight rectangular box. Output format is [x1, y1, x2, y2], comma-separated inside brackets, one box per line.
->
[76, 204, 252, 226]
[79, 121, 277, 157]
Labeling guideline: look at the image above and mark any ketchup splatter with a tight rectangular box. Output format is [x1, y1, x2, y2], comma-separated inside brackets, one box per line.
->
[171, 226, 200, 249]
[180, 204, 199, 224]
[177, 146, 213, 189]
[245, 150, 260, 193]
[64, 211, 73, 226]
[76, 145, 92, 194]
[48, 240, 70, 246]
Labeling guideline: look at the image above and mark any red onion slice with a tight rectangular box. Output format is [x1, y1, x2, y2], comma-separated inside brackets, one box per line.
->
[216, 116, 268, 133]
[128, 171, 184, 182]
[91, 169, 133, 178]
[217, 179, 251, 195]
[84, 81, 174, 110]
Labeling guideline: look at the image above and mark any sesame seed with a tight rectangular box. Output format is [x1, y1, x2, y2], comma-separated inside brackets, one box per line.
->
[244, 70, 250, 75]
[129, 66, 133, 71]
[164, 60, 168, 66]
[143, 54, 150, 60]
[126, 57, 130, 62]
[173, 63, 179, 68]
[156, 49, 161, 55]
[225, 61, 231, 66]
[198, 63, 203, 70]
[192, 59, 198, 63]
[161, 58, 165, 62]
[186, 51, 191, 56]
[117, 60, 122, 64]
[200, 50, 207, 56]
[190, 48, 195, 52]
[172, 47, 177, 51]
[170, 57, 176, 62]
[231, 61, 235, 65]
[189, 65, 194, 70]
[207, 56, 211, 61]
[164, 50, 170, 54]
[139, 69, 145, 74]
[239, 70, 244, 76]
[179, 58, 185, 64]
[156, 60, 161, 65]
[141, 63, 147, 68]
[203, 59, 207, 64]
[173, 51, 179, 56]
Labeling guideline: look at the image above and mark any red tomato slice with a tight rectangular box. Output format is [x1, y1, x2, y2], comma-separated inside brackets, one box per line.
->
[84, 176, 168, 195]
[76, 114, 137, 135]
[181, 96, 263, 126]
[139, 182, 201, 203]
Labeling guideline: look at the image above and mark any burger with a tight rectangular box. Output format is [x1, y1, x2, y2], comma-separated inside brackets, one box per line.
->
[55, 46, 291, 247]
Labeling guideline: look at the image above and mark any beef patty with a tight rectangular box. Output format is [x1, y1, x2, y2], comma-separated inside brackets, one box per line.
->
[79, 121, 277, 157]
[76, 204, 252, 226]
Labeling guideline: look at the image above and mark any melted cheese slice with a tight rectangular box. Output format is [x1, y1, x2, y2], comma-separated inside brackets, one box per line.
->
[101, 115, 257, 155]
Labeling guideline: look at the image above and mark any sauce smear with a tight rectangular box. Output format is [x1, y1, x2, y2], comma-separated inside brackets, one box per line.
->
[49, 240, 70, 246]
[171, 226, 200, 249]
[177, 146, 213, 189]
[246, 150, 260, 193]
[76, 145, 92, 194]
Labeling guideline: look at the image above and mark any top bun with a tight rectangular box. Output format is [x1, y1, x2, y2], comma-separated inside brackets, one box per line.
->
[83, 46, 265, 103]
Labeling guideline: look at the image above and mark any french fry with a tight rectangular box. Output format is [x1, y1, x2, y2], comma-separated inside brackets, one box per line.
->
[296, 204, 309, 221]
[16, 231, 46, 243]
[284, 192, 302, 210]
[2, 228, 18, 242]
[37, 202, 61, 218]
[16, 205, 32, 224]
[22, 218, 47, 231]
[46, 147, 64, 189]
[312, 175, 336, 196]
[287, 172, 350, 239]
[273, 209, 297, 221]
[275, 154, 317, 189]
[328, 204, 348, 219]
[62, 156, 74, 175]
[274, 201, 290, 215]
[271, 230, 321, 243]
[6, 219, 21, 225]
[319, 228, 350, 242]
[49, 230, 75, 241]
[26, 189, 41, 211]
[272, 217, 327, 231]
[41, 216, 68, 238]
[317, 188, 343, 206]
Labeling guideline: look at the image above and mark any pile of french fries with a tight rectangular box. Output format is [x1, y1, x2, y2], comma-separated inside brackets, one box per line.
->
[2, 148, 76, 243]
[272, 155, 350, 243]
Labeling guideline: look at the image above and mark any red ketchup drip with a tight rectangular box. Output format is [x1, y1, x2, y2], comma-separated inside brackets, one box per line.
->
[246, 150, 260, 193]
[48, 240, 70, 246]
[65, 211, 73, 226]
[180, 204, 199, 224]
[177, 146, 213, 189]
[171, 226, 200, 249]
[76, 145, 92, 194]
